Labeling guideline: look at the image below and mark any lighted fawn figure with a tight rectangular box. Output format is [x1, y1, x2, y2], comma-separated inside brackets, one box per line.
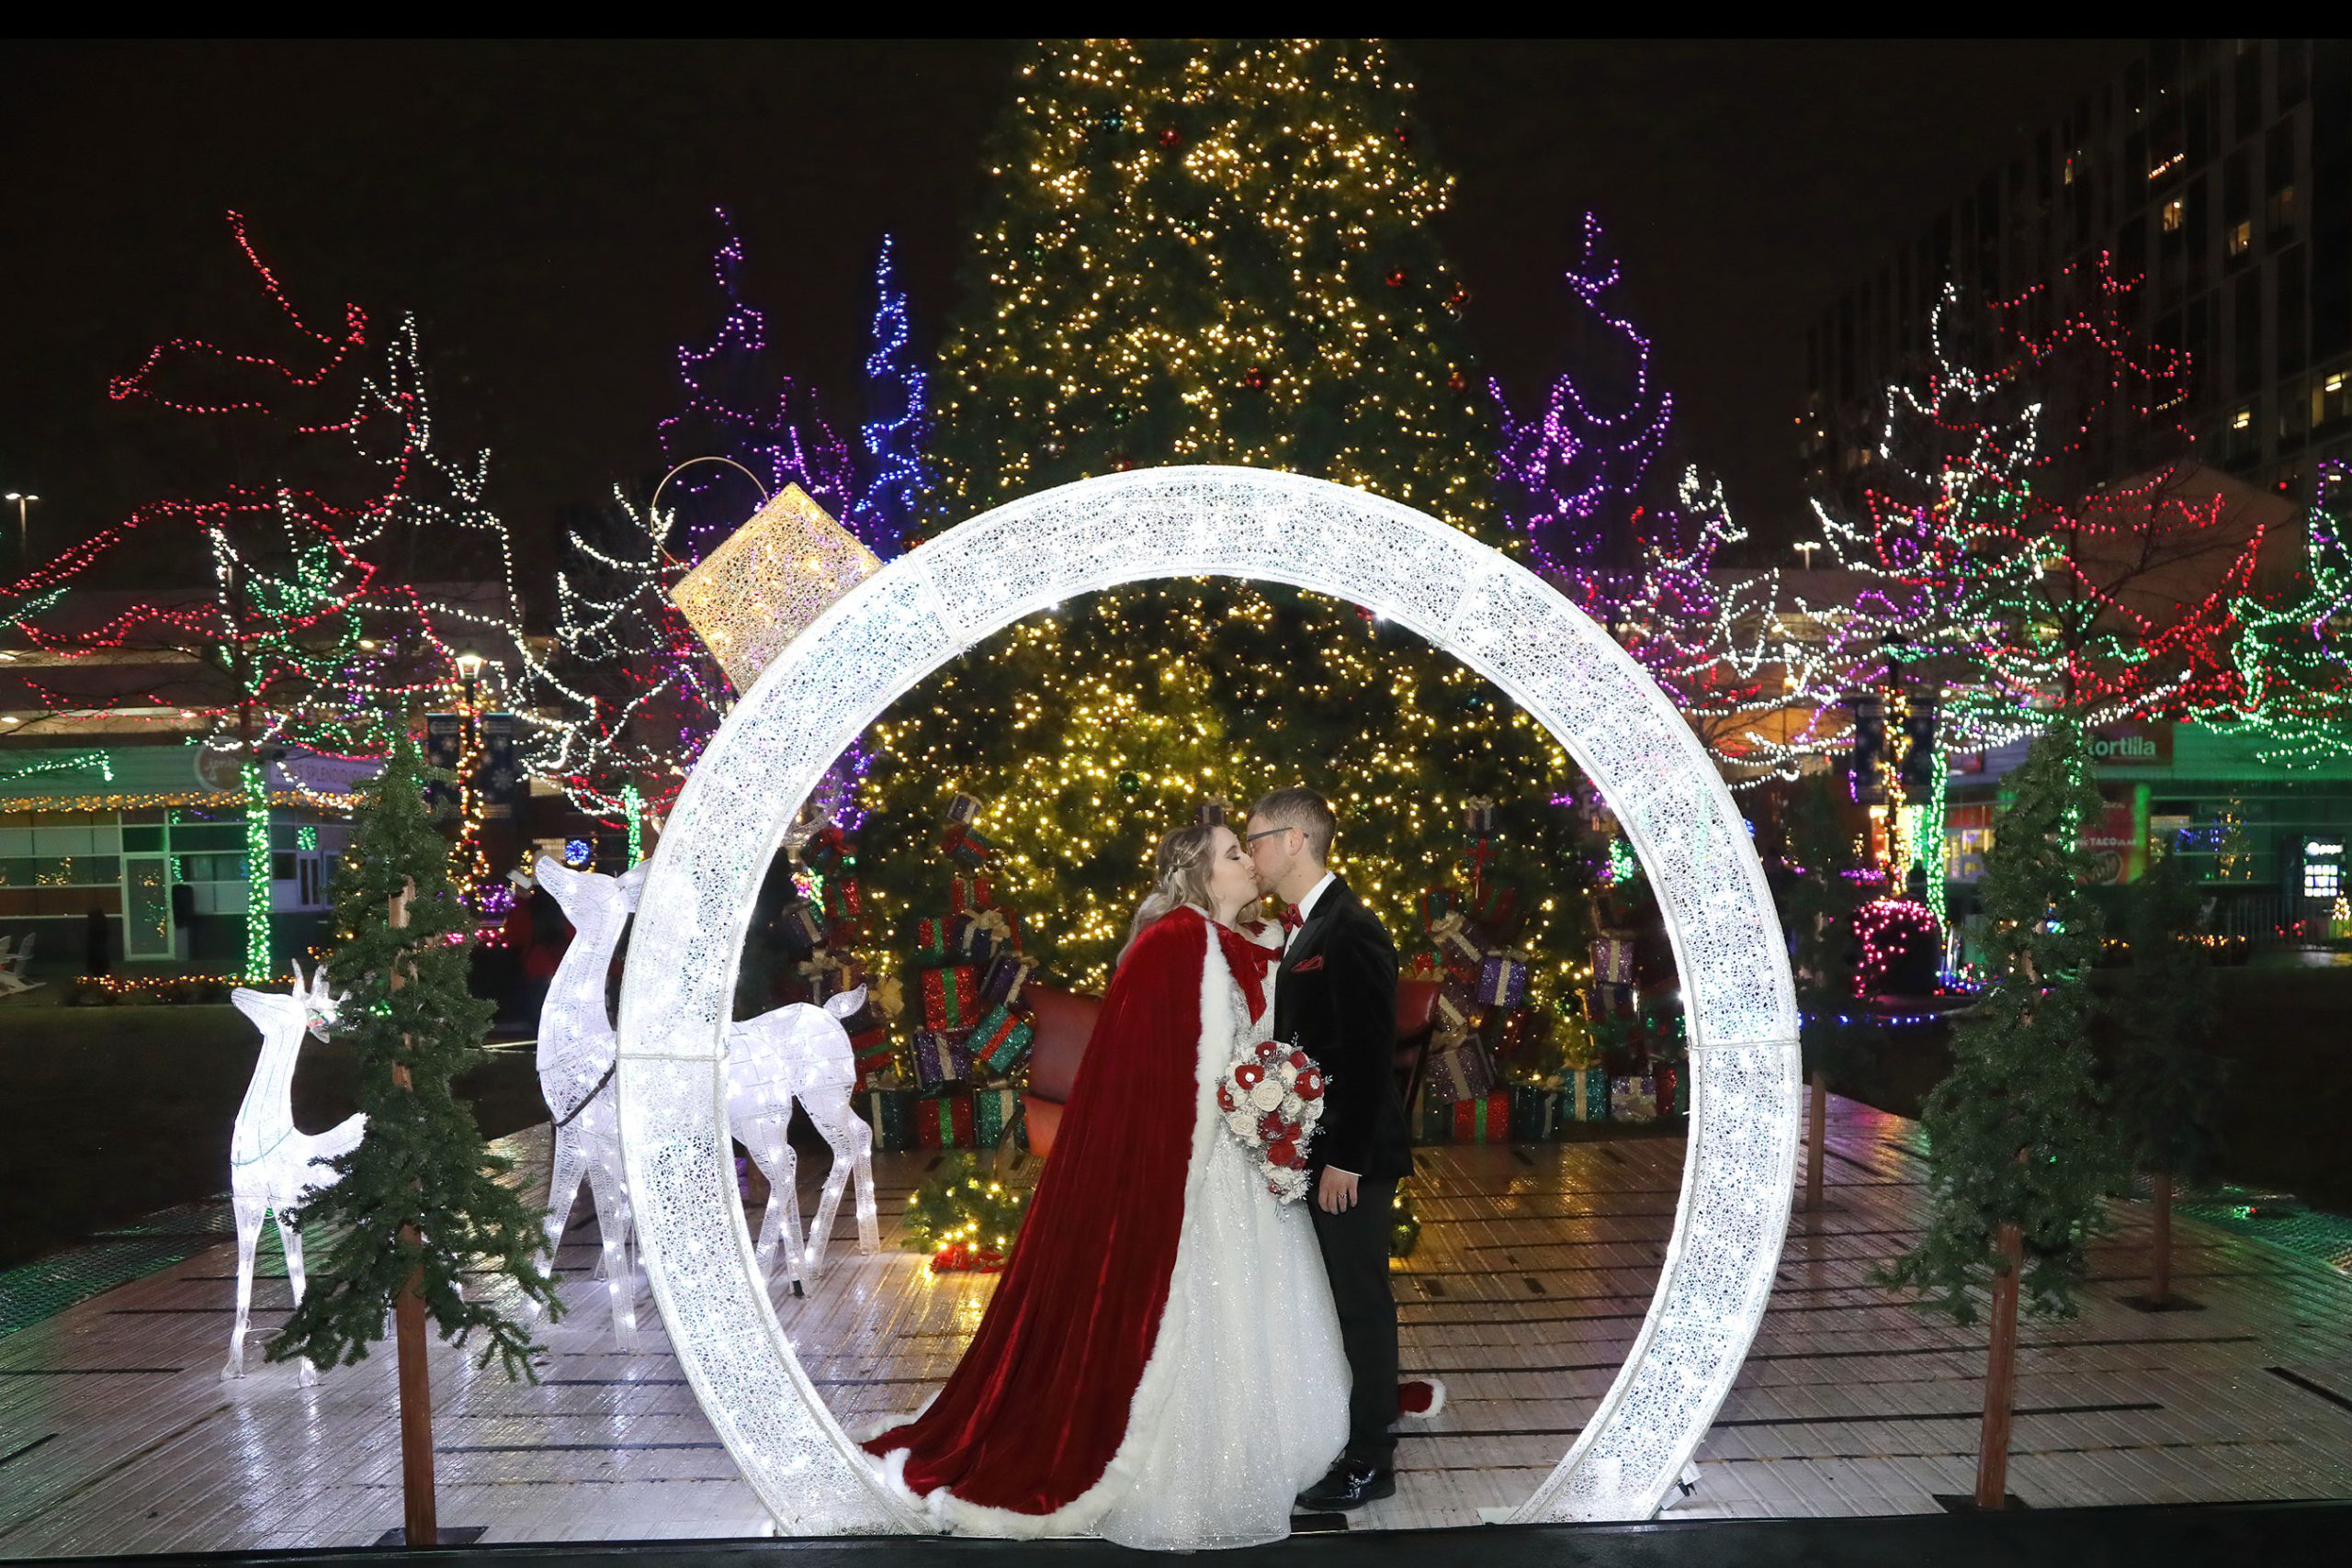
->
[532, 855, 649, 1348]
[727, 987, 880, 1294]
[225, 962, 364, 1382]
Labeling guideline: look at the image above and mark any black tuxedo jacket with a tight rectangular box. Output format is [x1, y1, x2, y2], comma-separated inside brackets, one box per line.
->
[1272, 877, 1412, 1183]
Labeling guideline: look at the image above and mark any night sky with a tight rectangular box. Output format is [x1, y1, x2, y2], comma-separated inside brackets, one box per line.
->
[2, 39, 2132, 586]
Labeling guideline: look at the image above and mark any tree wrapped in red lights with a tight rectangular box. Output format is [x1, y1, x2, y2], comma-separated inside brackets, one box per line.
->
[2, 211, 525, 758]
[1787, 254, 2290, 761]
[1492, 213, 1815, 779]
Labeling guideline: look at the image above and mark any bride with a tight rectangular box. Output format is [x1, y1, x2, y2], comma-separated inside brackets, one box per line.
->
[862, 821, 1350, 1548]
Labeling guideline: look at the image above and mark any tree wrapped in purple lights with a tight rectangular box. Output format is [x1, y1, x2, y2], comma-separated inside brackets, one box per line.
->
[656, 208, 857, 553]
[1494, 213, 1818, 778]
[1492, 213, 1671, 579]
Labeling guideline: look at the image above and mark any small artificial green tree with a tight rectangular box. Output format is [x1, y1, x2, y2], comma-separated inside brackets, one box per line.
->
[1781, 772, 1870, 1213]
[269, 735, 558, 1545]
[2112, 850, 2223, 1309]
[1876, 722, 2126, 1508]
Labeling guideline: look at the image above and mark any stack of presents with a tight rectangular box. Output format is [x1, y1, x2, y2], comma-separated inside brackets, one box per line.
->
[847, 792, 1038, 1156]
[1408, 797, 1690, 1145]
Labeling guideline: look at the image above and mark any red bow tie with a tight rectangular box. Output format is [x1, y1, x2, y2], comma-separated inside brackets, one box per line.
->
[1278, 904, 1304, 933]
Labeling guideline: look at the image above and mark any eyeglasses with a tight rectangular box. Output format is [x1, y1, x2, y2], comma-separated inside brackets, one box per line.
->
[1244, 827, 1293, 845]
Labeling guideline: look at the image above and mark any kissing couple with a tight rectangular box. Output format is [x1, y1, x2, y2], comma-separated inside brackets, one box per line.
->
[862, 787, 1417, 1548]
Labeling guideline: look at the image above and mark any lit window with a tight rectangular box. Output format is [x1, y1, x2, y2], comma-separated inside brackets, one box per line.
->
[2232, 405, 2253, 432]
[2306, 860, 2342, 900]
[2269, 185, 2298, 228]
[2229, 220, 2253, 255]
[2162, 197, 2185, 232]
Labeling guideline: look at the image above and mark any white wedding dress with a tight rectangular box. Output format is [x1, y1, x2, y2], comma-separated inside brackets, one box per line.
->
[1091, 923, 1351, 1550]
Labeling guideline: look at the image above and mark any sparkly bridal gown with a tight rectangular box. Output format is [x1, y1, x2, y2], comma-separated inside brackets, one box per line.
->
[1091, 921, 1350, 1550]
[862, 908, 1349, 1550]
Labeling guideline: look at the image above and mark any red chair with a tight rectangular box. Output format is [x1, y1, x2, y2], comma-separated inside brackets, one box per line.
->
[1018, 978, 1441, 1159]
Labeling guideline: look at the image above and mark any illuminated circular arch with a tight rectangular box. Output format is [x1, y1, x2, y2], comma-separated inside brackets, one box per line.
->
[616, 465, 1800, 1535]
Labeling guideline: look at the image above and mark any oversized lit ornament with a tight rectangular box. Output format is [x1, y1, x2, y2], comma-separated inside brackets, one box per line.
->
[224, 961, 363, 1382]
[1220, 1037, 1325, 1202]
[532, 855, 650, 1348]
[724, 987, 882, 1292]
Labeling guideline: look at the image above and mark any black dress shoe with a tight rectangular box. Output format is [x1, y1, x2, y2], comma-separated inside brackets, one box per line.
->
[1296, 1460, 1396, 1511]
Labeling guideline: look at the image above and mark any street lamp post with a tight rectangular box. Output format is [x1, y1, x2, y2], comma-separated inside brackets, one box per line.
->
[1793, 540, 1820, 570]
[3, 492, 36, 553]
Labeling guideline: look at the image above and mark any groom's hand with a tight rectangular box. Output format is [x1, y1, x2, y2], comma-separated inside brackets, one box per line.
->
[1317, 1168, 1360, 1214]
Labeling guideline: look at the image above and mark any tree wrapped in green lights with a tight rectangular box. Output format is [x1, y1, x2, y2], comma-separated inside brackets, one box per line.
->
[269, 736, 557, 1544]
[855, 38, 1587, 991]
[1875, 721, 2126, 1509]
[2214, 458, 2352, 769]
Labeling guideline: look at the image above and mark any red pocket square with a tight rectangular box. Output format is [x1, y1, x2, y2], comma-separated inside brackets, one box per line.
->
[1292, 955, 1325, 973]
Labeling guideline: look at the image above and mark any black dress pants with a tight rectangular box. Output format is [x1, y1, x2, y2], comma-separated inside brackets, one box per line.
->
[1309, 1176, 1397, 1468]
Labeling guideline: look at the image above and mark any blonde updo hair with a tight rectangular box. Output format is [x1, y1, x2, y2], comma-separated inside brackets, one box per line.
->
[1119, 822, 1258, 967]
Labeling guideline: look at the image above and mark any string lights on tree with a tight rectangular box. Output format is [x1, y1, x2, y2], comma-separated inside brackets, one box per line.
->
[4, 211, 529, 975]
[850, 39, 1591, 988]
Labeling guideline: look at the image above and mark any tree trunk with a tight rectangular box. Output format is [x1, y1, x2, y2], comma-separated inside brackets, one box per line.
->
[1804, 1070, 1827, 1213]
[1974, 1220, 2022, 1510]
[388, 885, 437, 1549]
[2151, 1170, 2173, 1309]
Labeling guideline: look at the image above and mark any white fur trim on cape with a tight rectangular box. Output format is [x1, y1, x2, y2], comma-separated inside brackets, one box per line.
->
[860, 922, 1233, 1539]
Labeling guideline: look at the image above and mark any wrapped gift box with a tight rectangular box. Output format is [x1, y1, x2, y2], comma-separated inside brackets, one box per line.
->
[797, 953, 859, 1002]
[947, 874, 994, 915]
[1449, 1090, 1511, 1144]
[945, 791, 985, 826]
[1656, 1062, 1688, 1120]
[922, 964, 980, 1030]
[781, 901, 825, 946]
[1194, 797, 1231, 827]
[823, 878, 862, 921]
[1433, 981, 1478, 1041]
[970, 1002, 1035, 1079]
[1475, 953, 1530, 1010]
[856, 1087, 913, 1153]
[1592, 931, 1637, 985]
[912, 918, 954, 965]
[1424, 1040, 1497, 1104]
[953, 909, 1017, 965]
[944, 824, 999, 867]
[849, 1024, 897, 1089]
[1464, 797, 1498, 837]
[973, 1085, 1017, 1148]
[1509, 1082, 1559, 1142]
[1432, 914, 1492, 978]
[914, 1090, 977, 1150]
[1610, 1074, 1658, 1124]
[1566, 1066, 1611, 1123]
[1473, 884, 1521, 937]
[979, 953, 1035, 1011]
[1418, 886, 1457, 931]
[911, 1029, 973, 1089]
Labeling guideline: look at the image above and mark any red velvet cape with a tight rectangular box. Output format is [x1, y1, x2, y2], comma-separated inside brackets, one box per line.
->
[863, 908, 1233, 1519]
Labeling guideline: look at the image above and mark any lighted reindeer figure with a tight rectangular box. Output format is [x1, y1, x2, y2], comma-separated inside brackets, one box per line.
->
[532, 855, 649, 1348]
[225, 962, 363, 1382]
[727, 987, 880, 1294]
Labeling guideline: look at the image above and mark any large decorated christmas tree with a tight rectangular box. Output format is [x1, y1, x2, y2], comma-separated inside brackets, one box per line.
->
[854, 39, 1584, 991]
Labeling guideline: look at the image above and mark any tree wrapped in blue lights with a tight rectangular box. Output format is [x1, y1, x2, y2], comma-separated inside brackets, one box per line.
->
[851, 235, 931, 560]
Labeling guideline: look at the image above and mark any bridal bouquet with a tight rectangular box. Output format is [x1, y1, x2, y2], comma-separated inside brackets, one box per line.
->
[1217, 1038, 1326, 1202]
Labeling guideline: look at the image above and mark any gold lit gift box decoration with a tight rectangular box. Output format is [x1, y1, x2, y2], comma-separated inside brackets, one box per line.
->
[668, 484, 882, 692]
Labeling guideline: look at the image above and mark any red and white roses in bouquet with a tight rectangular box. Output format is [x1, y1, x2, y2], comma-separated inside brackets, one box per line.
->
[1217, 1037, 1326, 1202]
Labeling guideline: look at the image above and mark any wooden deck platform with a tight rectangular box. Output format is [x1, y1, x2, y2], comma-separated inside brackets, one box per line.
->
[2, 1097, 2349, 1554]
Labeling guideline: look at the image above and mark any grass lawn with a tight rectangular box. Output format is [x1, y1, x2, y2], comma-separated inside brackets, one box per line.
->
[0, 1002, 545, 1271]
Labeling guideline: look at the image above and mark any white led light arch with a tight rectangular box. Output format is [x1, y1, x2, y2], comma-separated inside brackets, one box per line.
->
[616, 465, 1801, 1536]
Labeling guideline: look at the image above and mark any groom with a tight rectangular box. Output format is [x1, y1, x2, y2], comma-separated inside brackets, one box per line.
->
[1248, 787, 1410, 1510]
